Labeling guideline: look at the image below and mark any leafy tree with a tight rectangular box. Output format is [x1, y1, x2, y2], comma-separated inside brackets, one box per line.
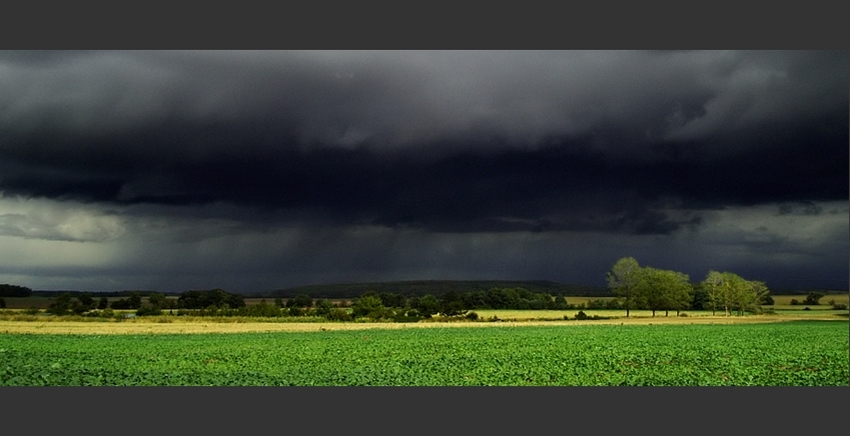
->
[136, 306, 162, 316]
[0, 284, 33, 297]
[77, 292, 95, 309]
[127, 292, 142, 310]
[701, 271, 767, 316]
[440, 291, 467, 317]
[225, 292, 246, 308]
[636, 267, 667, 317]
[352, 295, 388, 319]
[287, 293, 313, 308]
[314, 299, 334, 316]
[242, 300, 282, 317]
[691, 284, 710, 310]
[552, 295, 568, 310]
[440, 300, 467, 317]
[110, 299, 129, 310]
[0, 297, 5, 308]
[462, 291, 488, 309]
[666, 271, 693, 316]
[378, 292, 406, 308]
[148, 293, 167, 309]
[415, 294, 441, 318]
[606, 257, 642, 317]
[803, 292, 824, 306]
[98, 296, 109, 310]
[325, 308, 354, 321]
[47, 292, 73, 316]
[629, 266, 692, 317]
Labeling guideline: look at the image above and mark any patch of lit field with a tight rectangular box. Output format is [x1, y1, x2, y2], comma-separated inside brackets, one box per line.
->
[1, 321, 846, 386]
[0, 310, 842, 335]
[771, 294, 848, 308]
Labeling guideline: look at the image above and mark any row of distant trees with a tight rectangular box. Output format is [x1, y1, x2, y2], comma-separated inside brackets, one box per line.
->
[606, 257, 770, 317]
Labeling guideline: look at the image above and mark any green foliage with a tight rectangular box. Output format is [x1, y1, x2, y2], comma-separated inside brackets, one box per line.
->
[136, 306, 163, 316]
[2, 321, 844, 386]
[702, 271, 768, 316]
[287, 294, 313, 308]
[607, 257, 642, 317]
[148, 293, 167, 308]
[803, 292, 825, 306]
[77, 293, 94, 308]
[0, 284, 33, 297]
[0, 298, 5, 309]
[47, 293, 73, 316]
[634, 267, 691, 317]
[352, 295, 391, 319]
[240, 301, 283, 317]
[97, 297, 109, 310]
[314, 299, 334, 316]
[414, 294, 440, 318]
[552, 295, 568, 310]
[691, 285, 710, 310]
[324, 308, 353, 322]
[178, 289, 244, 310]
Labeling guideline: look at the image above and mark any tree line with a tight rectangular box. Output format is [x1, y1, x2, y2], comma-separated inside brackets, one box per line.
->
[606, 257, 771, 317]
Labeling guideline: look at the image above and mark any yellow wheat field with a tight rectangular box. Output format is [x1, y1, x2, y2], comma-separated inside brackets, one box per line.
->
[0, 312, 843, 335]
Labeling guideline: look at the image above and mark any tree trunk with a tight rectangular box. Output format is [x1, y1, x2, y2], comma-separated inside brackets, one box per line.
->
[665, 310, 669, 317]
[652, 310, 656, 317]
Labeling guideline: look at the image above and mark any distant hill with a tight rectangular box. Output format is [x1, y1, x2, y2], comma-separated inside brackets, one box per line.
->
[265, 280, 610, 299]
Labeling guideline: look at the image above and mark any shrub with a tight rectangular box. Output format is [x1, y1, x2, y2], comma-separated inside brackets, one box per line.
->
[831, 303, 848, 310]
[24, 307, 40, 315]
[790, 299, 800, 306]
[574, 310, 589, 320]
[136, 306, 163, 316]
[802, 307, 811, 311]
[678, 312, 688, 317]
[803, 292, 824, 306]
[325, 308, 353, 322]
[0, 298, 5, 308]
[465, 311, 479, 321]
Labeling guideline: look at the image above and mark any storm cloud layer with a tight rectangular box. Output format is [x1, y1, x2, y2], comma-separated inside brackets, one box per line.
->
[0, 51, 846, 292]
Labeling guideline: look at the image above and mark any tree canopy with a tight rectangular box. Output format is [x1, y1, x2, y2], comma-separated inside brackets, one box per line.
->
[607, 257, 769, 317]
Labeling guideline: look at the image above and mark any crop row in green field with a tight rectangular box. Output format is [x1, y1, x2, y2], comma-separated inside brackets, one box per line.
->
[1, 321, 847, 386]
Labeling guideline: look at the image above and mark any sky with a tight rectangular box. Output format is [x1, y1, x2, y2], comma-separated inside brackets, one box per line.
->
[0, 50, 846, 293]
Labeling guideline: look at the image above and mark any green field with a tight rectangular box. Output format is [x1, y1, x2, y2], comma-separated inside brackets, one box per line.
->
[1, 320, 846, 386]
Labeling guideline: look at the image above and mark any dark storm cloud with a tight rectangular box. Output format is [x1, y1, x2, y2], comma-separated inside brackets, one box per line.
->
[0, 50, 847, 237]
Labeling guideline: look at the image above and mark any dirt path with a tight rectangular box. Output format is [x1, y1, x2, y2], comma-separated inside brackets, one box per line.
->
[0, 314, 842, 334]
